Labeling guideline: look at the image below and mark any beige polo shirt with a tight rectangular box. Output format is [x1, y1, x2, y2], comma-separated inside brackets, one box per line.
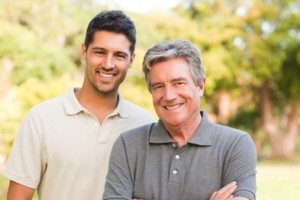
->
[3, 88, 155, 200]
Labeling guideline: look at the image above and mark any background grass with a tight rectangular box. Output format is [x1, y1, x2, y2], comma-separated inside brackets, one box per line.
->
[256, 162, 300, 200]
[1, 162, 300, 199]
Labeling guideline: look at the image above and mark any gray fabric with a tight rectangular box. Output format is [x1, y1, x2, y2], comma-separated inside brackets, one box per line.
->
[103, 111, 256, 200]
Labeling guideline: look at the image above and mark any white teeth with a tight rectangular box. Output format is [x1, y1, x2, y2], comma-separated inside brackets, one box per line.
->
[100, 72, 113, 78]
[165, 104, 182, 111]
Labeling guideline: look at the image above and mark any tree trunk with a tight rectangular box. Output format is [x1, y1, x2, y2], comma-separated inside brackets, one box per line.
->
[260, 82, 299, 160]
[217, 91, 231, 124]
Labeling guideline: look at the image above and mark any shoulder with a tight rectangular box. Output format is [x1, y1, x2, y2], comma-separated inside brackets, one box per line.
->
[213, 124, 255, 152]
[112, 123, 156, 156]
[122, 99, 150, 113]
[201, 111, 250, 144]
[115, 123, 156, 148]
[120, 98, 155, 121]
[121, 123, 155, 140]
[222, 124, 253, 144]
[29, 95, 63, 115]
[216, 124, 246, 136]
[21, 94, 66, 125]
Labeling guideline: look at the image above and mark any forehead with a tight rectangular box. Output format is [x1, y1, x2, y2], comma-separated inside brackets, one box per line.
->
[149, 58, 192, 81]
[89, 30, 131, 53]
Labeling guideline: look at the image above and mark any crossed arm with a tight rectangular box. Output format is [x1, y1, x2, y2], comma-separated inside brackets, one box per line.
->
[133, 181, 248, 200]
[8, 179, 248, 200]
[208, 181, 249, 200]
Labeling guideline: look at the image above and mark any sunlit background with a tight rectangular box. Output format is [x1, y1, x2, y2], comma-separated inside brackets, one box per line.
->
[93, 0, 181, 13]
[0, 0, 300, 199]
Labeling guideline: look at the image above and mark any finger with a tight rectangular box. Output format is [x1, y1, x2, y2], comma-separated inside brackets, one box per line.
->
[209, 191, 217, 200]
[213, 181, 237, 199]
[219, 181, 237, 195]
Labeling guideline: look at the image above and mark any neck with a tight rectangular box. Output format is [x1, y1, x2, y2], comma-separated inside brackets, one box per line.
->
[75, 87, 119, 123]
[165, 113, 202, 148]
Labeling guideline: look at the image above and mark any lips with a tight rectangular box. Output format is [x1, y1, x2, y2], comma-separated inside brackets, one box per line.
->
[164, 103, 183, 111]
[96, 70, 116, 78]
[99, 72, 114, 78]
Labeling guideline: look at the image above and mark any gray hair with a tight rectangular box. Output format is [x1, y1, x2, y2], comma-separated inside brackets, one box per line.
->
[142, 39, 205, 91]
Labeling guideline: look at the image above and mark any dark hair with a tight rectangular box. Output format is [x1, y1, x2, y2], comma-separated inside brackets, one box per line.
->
[84, 10, 136, 54]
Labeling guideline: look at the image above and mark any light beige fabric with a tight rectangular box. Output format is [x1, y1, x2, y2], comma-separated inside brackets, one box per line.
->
[3, 88, 155, 200]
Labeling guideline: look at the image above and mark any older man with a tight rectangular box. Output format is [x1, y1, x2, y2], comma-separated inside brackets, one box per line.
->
[103, 40, 256, 200]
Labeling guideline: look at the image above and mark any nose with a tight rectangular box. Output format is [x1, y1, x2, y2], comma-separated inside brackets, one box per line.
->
[103, 54, 114, 70]
[164, 86, 177, 101]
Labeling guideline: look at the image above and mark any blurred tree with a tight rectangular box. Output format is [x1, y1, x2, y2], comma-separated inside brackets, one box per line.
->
[231, 0, 300, 160]
[178, 0, 300, 160]
[1, 0, 299, 161]
[0, 0, 81, 156]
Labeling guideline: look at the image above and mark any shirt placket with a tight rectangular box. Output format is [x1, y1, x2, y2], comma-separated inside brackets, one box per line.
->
[168, 143, 187, 199]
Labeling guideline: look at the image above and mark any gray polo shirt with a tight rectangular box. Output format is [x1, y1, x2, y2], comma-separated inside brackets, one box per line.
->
[104, 111, 256, 200]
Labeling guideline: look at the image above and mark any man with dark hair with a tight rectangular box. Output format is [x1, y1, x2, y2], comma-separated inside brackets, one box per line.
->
[3, 10, 154, 200]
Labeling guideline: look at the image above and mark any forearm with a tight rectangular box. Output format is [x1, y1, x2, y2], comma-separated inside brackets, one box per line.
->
[7, 181, 35, 200]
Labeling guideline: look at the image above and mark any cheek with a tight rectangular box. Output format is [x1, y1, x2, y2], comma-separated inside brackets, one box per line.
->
[151, 92, 161, 105]
[119, 64, 130, 73]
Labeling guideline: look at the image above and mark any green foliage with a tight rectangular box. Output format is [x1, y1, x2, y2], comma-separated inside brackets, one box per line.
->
[0, 75, 77, 158]
[0, 0, 84, 159]
[0, 0, 299, 162]
[0, 20, 77, 85]
[228, 104, 260, 134]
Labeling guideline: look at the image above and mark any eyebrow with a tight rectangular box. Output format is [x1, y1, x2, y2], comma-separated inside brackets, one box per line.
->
[91, 47, 105, 51]
[171, 77, 188, 83]
[150, 77, 188, 87]
[91, 47, 130, 56]
[150, 82, 162, 88]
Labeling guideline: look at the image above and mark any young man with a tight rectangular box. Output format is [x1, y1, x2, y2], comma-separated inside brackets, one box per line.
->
[3, 10, 155, 200]
[103, 40, 257, 200]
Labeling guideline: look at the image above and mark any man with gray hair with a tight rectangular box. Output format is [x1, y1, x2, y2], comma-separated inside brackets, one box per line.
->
[103, 40, 256, 200]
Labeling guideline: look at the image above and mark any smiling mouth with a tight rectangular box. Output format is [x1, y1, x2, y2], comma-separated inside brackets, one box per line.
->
[97, 71, 115, 78]
[164, 103, 183, 111]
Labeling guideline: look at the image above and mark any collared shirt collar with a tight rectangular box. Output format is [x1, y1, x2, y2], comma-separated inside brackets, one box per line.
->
[62, 88, 129, 118]
[149, 111, 214, 146]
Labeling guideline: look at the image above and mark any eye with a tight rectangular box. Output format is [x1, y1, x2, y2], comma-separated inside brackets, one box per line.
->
[175, 81, 185, 86]
[95, 51, 105, 55]
[115, 53, 128, 60]
[151, 84, 163, 91]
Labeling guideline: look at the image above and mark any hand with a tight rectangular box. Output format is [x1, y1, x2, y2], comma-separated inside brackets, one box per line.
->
[209, 181, 237, 200]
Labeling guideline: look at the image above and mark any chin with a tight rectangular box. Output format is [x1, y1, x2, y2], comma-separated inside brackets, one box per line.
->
[163, 118, 183, 127]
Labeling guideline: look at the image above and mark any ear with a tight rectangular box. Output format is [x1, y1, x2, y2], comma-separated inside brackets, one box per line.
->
[198, 78, 206, 97]
[129, 53, 136, 68]
[81, 44, 87, 60]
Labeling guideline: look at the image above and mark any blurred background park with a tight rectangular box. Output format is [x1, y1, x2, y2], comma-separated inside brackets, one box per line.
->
[0, 0, 299, 199]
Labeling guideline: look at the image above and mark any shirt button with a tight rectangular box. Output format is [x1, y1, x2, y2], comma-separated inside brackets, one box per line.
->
[175, 155, 180, 159]
[172, 169, 178, 175]
[172, 143, 177, 148]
